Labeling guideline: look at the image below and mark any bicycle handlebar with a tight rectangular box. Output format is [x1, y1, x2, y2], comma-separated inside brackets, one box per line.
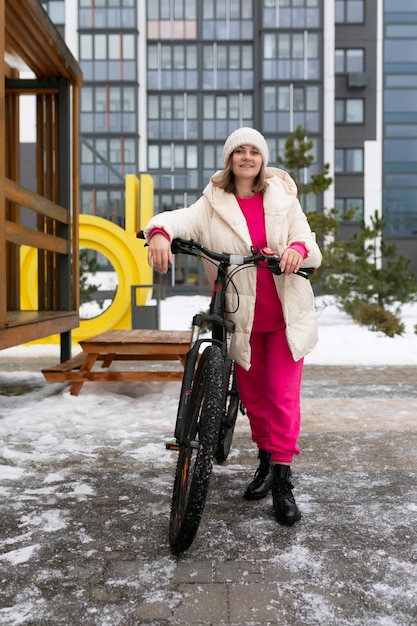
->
[136, 229, 316, 278]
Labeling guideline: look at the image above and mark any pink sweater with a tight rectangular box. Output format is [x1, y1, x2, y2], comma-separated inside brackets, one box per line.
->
[236, 192, 307, 333]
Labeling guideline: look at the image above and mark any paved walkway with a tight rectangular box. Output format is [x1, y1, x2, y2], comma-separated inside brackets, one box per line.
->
[0, 361, 416, 625]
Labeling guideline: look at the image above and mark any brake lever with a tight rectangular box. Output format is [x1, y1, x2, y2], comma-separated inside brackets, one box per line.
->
[260, 247, 315, 279]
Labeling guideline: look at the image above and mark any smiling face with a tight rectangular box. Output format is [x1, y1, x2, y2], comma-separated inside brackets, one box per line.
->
[231, 145, 263, 183]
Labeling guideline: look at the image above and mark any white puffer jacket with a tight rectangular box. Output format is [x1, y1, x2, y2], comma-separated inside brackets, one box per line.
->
[144, 167, 322, 370]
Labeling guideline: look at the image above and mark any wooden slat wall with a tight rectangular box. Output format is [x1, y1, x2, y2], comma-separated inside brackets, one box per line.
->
[0, 0, 83, 350]
[5, 221, 68, 253]
[4, 178, 68, 223]
[4, 178, 69, 253]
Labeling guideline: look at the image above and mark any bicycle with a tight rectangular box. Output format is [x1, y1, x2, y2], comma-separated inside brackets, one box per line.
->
[137, 230, 315, 554]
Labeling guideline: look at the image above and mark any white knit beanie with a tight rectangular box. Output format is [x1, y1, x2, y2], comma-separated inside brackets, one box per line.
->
[222, 127, 269, 167]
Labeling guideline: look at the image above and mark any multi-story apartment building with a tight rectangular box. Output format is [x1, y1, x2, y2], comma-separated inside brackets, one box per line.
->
[39, 0, 417, 289]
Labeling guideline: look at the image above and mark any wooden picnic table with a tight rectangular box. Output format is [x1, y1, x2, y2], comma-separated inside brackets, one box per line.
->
[42, 329, 191, 396]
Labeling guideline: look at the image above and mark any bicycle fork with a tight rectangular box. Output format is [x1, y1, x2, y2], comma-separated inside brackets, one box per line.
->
[166, 311, 232, 452]
[166, 314, 208, 452]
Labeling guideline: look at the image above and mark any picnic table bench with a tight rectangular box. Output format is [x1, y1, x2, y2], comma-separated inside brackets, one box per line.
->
[42, 329, 191, 396]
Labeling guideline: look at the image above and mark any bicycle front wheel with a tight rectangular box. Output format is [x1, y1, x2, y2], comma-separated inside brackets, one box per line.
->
[214, 360, 239, 463]
[169, 345, 225, 554]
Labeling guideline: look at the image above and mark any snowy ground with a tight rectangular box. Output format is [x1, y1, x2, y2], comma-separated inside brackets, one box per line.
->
[4, 294, 417, 367]
[0, 296, 416, 624]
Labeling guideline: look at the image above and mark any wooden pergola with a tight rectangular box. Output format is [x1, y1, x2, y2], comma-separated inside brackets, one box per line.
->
[0, 0, 83, 359]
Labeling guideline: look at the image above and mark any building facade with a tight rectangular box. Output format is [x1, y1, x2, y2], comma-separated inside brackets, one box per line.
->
[40, 0, 417, 287]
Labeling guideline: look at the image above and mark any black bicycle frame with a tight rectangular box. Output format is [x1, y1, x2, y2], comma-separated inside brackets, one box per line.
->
[136, 230, 316, 445]
[174, 258, 235, 444]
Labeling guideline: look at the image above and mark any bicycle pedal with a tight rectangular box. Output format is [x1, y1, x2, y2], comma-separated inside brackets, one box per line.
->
[165, 440, 200, 451]
[166, 442, 180, 451]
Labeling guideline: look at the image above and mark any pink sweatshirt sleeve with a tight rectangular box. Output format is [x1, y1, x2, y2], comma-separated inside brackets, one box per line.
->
[288, 242, 308, 259]
[149, 228, 170, 241]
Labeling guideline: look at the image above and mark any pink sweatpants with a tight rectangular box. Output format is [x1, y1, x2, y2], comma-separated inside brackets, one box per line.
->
[235, 328, 304, 464]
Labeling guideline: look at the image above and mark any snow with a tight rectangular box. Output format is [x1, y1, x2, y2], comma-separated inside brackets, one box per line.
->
[0, 295, 416, 624]
[307, 296, 417, 365]
[4, 294, 417, 365]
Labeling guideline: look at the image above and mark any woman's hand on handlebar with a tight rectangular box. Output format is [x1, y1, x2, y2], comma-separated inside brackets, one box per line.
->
[147, 233, 173, 274]
[279, 248, 303, 276]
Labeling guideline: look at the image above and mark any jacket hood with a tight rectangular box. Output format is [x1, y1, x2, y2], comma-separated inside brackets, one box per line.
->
[265, 167, 299, 196]
[204, 167, 298, 217]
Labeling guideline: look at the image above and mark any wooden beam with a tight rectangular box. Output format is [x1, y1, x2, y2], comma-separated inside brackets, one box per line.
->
[0, 311, 79, 350]
[5, 0, 83, 85]
[5, 221, 68, 254]
[4, 178, 68, 223]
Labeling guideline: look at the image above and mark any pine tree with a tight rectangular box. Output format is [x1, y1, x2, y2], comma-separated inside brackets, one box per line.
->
[278, 126, 417, 336]
[79, 249, 103, 308]
[325, 211, 417, 336]
[276, 125, 332, 202]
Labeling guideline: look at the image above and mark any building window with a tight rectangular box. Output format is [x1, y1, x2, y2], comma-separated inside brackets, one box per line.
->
[264, 84, 320, 134]
[147, 0, 197, 39]
[264, 32, 320, 80]
[335, 0, 364, 24]
[41, 0, 65, 23]
[147, 94, 198, 140]
[335, 98, 364, 124]
[262, 0, 320, 29]
[201, 0, 253, 40]
[41, 0, 65, 36]
[148, 143, 197, 171]
[335, 48, 364, 74]
[202, 144, 225, 181]
[385, 138, 417, 162]
[335, 148, 364, 173]
[202, 44, 253, 90]
[202, 94, 253, 140]
[384, 2, 417, 236]
[335, 197, 364, 221]
[81, 85, 137, 134]
[385, 89, 417, 119]
[79, 0, 136, 29]
[148, 143, 199, 193]
[80, 137, 137, 185]
[79, 32, 136, 81]
[147, 44, 198, 90]
[81, 188, 125, 227]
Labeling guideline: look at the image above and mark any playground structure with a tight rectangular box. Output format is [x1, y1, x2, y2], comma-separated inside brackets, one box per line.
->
[0, 1, 154, 354]
[0, 0, 82, 358]
[20, 174, 154, 343]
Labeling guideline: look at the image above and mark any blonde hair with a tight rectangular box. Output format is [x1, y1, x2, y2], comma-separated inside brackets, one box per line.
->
[211, 154, 271, 195]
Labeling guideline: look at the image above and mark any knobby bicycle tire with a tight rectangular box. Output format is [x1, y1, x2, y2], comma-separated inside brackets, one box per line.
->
[169, 345, 225, 554]
[214, 361, 239, 463]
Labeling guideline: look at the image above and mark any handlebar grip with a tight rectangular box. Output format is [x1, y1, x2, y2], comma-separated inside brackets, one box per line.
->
[295, 267, 317, 279]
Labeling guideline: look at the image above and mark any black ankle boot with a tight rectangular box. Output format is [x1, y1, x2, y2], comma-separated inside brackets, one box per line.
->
[272, 464, 301, 525]
[244, 449, 273, 500]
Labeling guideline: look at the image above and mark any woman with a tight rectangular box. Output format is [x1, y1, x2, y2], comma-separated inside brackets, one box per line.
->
[144, 127, 322, 526]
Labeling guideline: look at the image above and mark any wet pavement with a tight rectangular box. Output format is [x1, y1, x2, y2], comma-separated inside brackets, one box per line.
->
[0, 362, 416, 625]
